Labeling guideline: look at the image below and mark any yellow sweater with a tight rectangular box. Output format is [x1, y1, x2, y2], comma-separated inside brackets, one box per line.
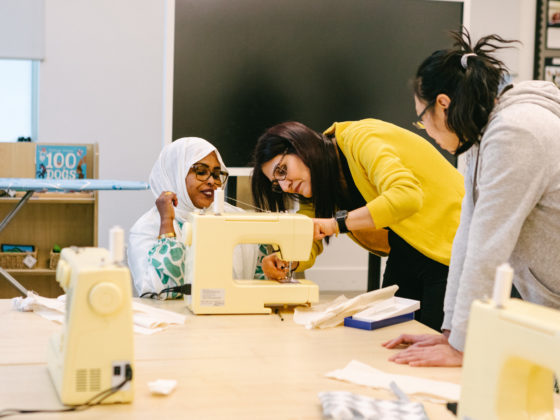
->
[298, 119, 464, 269]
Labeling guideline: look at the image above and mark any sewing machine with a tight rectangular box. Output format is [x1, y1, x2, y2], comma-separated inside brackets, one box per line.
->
[183, 209, 319, 314]
[459, 264, 560, 420]
[46, 228, 134, 405]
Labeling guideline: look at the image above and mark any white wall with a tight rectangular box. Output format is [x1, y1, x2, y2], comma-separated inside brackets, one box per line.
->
[38, 0, 173, 248]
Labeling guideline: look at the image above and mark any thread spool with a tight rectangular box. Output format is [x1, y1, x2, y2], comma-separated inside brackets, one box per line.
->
[492, 263, 513, 308]
[213, 188, 224, 215]
[110, 225, 125, 263]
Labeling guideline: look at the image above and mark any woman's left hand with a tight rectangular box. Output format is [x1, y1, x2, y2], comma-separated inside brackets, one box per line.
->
[388, 342, 463, 367]
[312, 218, 337, 240]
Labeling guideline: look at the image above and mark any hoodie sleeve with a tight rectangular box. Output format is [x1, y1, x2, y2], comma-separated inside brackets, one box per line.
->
[448, 109, 548, 350]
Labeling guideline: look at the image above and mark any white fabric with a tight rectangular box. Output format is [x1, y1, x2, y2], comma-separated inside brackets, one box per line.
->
[325, 360, 461, 403]
[293, 286, 398, 329]
[148, 379, 178, 395]
[12, 292, 186, 335]
[128, 137, 258, 296]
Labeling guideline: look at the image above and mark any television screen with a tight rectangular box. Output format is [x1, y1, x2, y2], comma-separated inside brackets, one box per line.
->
[173, 0, 462, 167]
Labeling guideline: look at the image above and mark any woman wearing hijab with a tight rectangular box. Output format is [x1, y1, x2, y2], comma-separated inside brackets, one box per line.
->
[128, 137, 262, 298]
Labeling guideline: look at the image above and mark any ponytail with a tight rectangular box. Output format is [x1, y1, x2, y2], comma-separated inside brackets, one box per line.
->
[414, 28, 519, 154]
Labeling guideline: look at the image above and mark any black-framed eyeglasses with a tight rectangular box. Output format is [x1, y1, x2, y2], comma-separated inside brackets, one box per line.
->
[412, 100, 435, 130]
[270, 150, 288, 194]
[190, 163, 229, 185]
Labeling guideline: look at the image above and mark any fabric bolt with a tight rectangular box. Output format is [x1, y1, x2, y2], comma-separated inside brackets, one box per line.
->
[443, 81, 560, 350]
[128, 137, 259, 298]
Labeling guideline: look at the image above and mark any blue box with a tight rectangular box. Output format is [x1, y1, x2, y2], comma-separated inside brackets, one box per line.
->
[344, 312, 415, 331]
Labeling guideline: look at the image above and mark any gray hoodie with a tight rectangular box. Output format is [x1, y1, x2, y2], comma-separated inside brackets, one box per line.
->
[443, 80, 560, 351]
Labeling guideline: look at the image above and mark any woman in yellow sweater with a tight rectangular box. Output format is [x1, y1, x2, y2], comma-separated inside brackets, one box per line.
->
[251, 120, 464, 330]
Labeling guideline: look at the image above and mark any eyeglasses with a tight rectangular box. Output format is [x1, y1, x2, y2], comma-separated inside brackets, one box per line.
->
[190, 163, 229, 185]
[412, 100, 435, 130]
[271, 150, 288, 193]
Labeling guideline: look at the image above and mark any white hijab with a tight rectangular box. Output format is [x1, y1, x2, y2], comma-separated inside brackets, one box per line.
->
[149, 137, 229, 221]
[128, 137, 258, 296]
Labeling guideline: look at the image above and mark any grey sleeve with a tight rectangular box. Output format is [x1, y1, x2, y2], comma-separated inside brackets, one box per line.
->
[448, 116, 547, 350]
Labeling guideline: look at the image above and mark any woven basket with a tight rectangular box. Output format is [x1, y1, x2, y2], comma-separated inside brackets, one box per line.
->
[49, 251, 61, 270]
[0, 251, 38, 269]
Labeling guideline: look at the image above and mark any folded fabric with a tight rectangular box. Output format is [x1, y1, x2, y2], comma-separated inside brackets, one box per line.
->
[12, 292, 185, 335]
[325, 360, 461, 403]
[293, 285, 398, 329]
[318, 390, 428, 420]
[148, 379, 178, 396]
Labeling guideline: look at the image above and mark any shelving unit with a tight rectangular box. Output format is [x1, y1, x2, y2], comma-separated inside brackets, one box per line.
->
[535, 0, 560, 82]
[0, 143, 98, 298]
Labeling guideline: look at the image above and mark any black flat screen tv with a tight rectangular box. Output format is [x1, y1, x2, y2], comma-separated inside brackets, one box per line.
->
[173, 0, 463, 167]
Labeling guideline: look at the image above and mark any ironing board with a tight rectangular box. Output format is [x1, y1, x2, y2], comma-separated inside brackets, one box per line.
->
[0, 178, 150, 296]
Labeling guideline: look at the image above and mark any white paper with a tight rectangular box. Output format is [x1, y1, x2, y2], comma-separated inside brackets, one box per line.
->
[351, 297, 420, 323]
[325, 360, 461, 403]
[293, 286, 398, 329]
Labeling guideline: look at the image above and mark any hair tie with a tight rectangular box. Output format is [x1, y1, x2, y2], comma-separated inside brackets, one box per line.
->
[461, 53, 477, 69]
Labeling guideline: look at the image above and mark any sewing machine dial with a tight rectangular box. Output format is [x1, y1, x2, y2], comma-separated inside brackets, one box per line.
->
[88, 282, 123, 315]
[55, 260, 72, 290]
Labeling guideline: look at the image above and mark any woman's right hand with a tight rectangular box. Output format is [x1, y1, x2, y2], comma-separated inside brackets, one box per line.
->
[156, 191, 178, 230]
[262, 253, 290, 280]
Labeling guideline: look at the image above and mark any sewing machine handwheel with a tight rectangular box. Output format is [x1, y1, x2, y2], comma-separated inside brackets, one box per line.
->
[88, 282, 123, 315]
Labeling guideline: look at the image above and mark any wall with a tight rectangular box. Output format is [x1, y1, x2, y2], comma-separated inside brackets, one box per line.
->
[38, 0, 173, 248]
[35, 0, 537, 292]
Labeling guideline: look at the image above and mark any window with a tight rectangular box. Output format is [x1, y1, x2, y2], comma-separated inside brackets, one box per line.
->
[0, 59, 38, 142]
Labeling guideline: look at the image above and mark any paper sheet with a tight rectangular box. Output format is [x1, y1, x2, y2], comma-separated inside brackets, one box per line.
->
[12, 292, 186, 335]
[293, 286, 398, 329]
[325, 360, 461, 403]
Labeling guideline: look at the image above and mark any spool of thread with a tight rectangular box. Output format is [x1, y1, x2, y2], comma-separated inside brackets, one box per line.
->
[492, 262, 513, 308]
[213, 188, 224, 215]
[110, 225, 125, 263]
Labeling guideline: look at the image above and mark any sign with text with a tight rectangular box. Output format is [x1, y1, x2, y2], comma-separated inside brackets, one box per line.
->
[36, 145, 87, 179]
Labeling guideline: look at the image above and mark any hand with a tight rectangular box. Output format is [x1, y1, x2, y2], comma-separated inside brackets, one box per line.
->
[156, 191, 177, 233]
[382, 333, 448, 349]
[312, 218, 338, 240]
[388, 342, 464, 367]
[262, 253, 290, 280]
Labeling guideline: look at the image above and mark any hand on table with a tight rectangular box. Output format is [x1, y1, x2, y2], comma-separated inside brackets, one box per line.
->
[382, 333, 463, 367]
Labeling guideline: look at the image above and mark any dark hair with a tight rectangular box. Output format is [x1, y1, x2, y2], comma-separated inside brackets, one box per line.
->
[414, 28, 519, 154]
[251, 121, 346, 219]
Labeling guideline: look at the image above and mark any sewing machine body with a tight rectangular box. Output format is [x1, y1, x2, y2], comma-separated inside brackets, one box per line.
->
[184, 212, 319, 314]
[47, 247, 134, 405]
[460, 298, 560, 420]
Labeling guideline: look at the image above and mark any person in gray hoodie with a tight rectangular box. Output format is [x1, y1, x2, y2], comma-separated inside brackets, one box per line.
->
[383, 29, 560, 366]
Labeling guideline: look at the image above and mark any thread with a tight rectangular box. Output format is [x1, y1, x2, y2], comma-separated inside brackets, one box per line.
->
[492, 263, 513, 308]
[213, 188, 224, 215]
[109, 226, 125, 263]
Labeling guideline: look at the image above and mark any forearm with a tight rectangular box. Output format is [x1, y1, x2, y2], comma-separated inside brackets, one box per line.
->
[345, 206, 376, 231]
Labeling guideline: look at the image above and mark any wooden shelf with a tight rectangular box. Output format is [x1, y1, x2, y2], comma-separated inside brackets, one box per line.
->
[0, 195, 95, 204]
[5, 268, 56, 276]
[0, 142, 98, 298]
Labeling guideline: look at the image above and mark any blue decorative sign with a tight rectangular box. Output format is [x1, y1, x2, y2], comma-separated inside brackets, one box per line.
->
[36, 145, 87, 180]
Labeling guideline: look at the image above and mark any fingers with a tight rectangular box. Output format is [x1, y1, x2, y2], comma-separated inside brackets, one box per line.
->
[382, 334, 420, 348]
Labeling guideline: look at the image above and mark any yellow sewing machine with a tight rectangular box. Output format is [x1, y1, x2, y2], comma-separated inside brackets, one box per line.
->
[46, 227, 134, 405]
[182, 207, 319, 315]
[460, 264, 560, 420]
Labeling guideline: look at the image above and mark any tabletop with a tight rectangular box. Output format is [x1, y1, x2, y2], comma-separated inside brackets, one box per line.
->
[0, 296, 462, 419]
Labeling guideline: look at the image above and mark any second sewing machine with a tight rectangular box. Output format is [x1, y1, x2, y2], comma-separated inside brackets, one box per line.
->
[182, 190, 319, 314]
